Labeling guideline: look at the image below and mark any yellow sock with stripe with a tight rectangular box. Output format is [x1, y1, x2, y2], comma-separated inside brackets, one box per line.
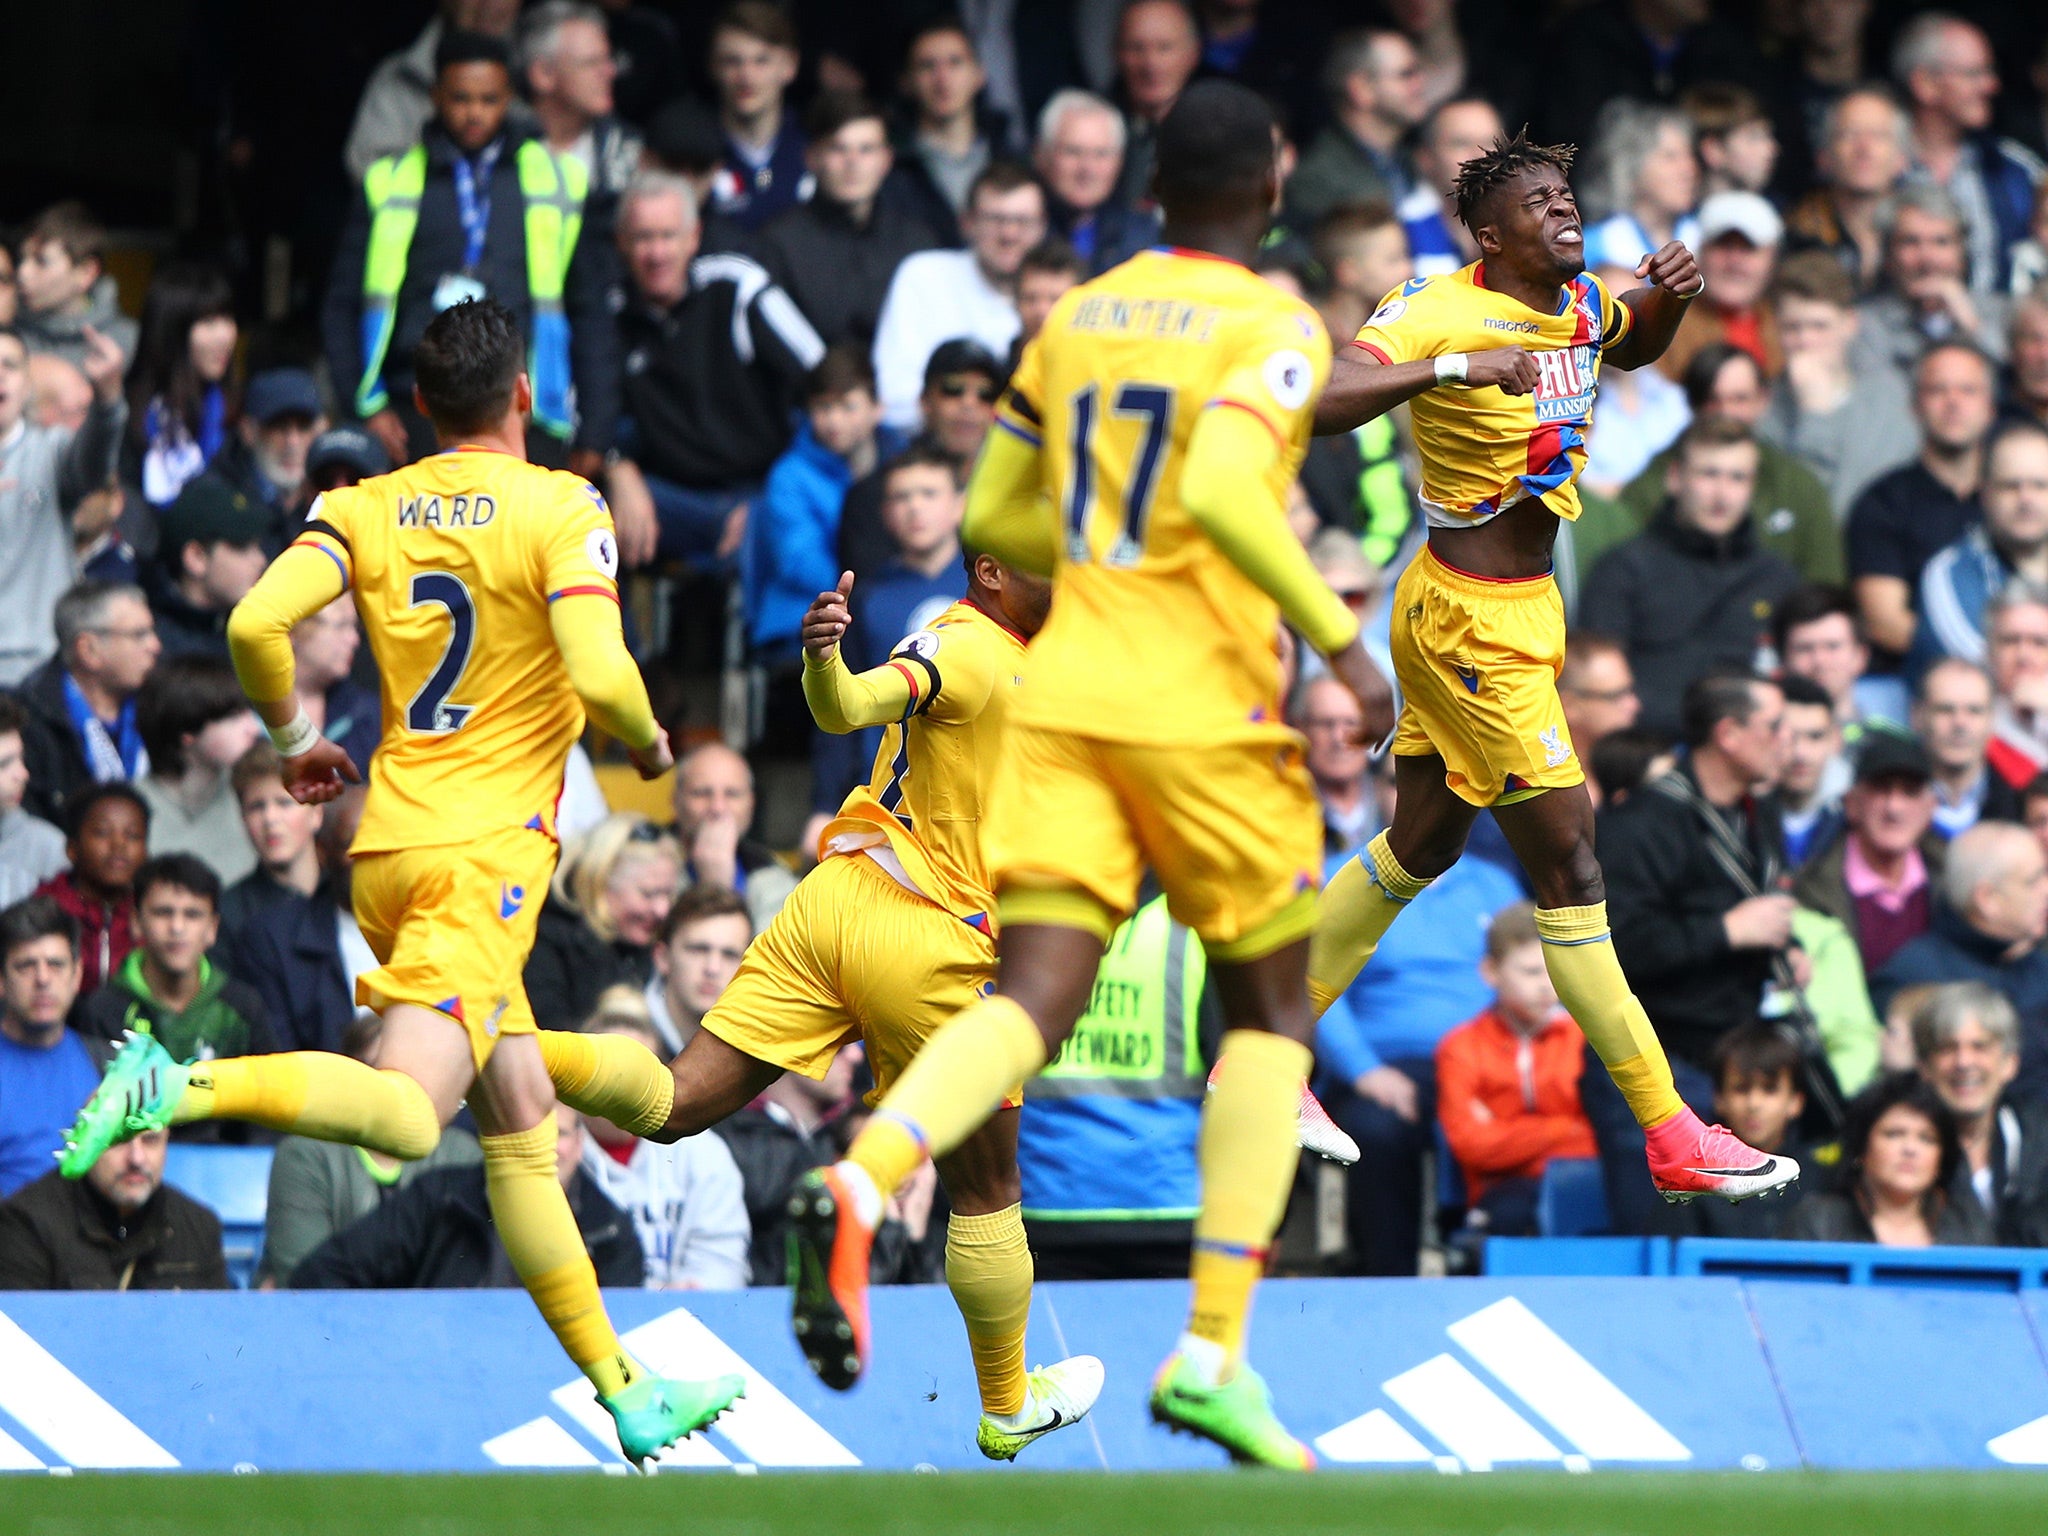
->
[481, 1111, 643, 1399]
[175, 1053, 441, 1160]
[845, 995, 1049, 1200]
[1307, 832, 1431, 1017]
[539, 1030, 676, 1138]
[945, 1204, 1034, 1416]
[1534, 903, 1684, 1129]
[1185, 1029, 1312, 1379]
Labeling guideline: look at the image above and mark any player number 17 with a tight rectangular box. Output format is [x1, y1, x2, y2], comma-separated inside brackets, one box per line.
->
[1065, 381, 1174, 568]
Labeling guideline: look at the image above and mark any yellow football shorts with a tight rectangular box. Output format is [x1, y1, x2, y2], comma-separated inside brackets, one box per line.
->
[1390, 544, 1583, 807]
[699, 852, 1021, 1109]
[351, 824, 558, 1070]
[983, 719, 1323, 961]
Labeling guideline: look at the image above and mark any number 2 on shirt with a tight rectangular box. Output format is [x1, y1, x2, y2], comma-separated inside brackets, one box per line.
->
[405, 571, 477, 733]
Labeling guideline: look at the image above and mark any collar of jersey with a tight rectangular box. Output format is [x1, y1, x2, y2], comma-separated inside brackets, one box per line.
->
[1471, 261, 1576, 317]
[1149, 244, 1246, 269]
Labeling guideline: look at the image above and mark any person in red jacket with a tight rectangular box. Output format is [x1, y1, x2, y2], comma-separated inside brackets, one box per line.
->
[34, 783, 147, 996]
[1436, 901, 1598, 1235]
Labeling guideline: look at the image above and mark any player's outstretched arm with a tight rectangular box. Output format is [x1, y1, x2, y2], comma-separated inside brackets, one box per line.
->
[228, 542, 361, 804]
[1314, 346, 1542, 435]
[1605, 240, 1704, 372]
[962, 422, 1057, 577]
[549, 593, 670, 777]
[800, 573, 987, 732]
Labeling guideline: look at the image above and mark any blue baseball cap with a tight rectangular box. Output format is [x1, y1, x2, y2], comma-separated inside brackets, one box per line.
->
[243, 368, 323, 426]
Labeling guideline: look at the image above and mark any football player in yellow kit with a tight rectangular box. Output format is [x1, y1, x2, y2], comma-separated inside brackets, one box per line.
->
[762, 81, 1398, 1468]
[1307, 130, 1802, 1207]
[59, 300, 742, 1468]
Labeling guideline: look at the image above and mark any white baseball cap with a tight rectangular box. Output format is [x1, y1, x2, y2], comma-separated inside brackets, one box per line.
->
[1696, 191, 1784, 249]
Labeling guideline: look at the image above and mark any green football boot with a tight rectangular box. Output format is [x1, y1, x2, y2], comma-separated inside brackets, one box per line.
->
[1148, 1352, 1316, 1470]
[57, 1030, 190, 1178]
[600, 1372, 747, 1471]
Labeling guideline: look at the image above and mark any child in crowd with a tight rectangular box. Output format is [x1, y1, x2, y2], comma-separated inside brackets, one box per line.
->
[1670, 1023, 1815, 1238]
[217, 742, 323, 955]
[0, 697, 68, 907]
[133, 656, 264, 886]
[13, 202, 138, 368]
[1436, 902, 1599, 1238]
[35, 781, 147, 994]
[1684, 82, 1779, 200]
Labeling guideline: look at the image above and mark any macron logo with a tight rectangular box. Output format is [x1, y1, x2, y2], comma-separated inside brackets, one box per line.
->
[1314, 1297, 1692, 1471]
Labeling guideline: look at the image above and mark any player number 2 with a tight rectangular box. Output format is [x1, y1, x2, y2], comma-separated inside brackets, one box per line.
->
[405, 571, 477, 733]
[1064, 382, 1174, 567]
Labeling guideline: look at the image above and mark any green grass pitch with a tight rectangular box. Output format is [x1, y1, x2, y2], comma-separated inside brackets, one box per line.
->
[6, 1471, 2046, 1536]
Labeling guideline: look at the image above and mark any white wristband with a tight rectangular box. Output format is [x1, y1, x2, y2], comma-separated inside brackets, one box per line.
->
[1434, 352, 1469, 386]
[1674, 275, 1707, 299]
[267, 707, 321, 758]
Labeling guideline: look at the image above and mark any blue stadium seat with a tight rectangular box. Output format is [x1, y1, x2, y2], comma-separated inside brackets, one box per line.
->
[1535, 1157, 1610, 1237]
[163, 1144, 274, 1288]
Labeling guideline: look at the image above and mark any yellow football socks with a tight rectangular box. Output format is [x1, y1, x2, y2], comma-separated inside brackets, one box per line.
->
[176, 1054, 441, 1160]
[1307, 832, 1431, 1017]
[846, 995, 1049, 1199]
[539, 1030, 676, 1138]
[481, 1111, 642, 1398]
[1186, 1030, 1312, 1377]
[946, 1204, 1034, 1417]
[1534, 903, 1684, 1128]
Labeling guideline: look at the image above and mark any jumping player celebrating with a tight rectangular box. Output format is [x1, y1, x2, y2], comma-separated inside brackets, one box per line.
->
[1307, 130, 1801, 1206]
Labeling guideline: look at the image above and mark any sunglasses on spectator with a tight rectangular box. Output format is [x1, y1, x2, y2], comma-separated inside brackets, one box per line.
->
[935, 378, 999, 403]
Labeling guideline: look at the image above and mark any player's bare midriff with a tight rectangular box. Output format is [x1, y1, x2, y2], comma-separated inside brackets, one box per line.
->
[1426, 494, 1564, 581]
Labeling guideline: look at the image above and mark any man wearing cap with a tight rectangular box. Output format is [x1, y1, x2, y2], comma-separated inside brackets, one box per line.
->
[145, 478, 270, 662]
[210, 368, 327, 551]
[1795, 733, 1946, 978]
[1657, 190, 1785, 385]
[305, 425, 393, 494]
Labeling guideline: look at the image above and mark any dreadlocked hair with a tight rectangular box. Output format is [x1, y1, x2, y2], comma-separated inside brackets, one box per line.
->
[1451, 127, 1577, 235]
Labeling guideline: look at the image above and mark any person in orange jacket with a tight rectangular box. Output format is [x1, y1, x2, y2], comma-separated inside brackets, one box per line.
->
[1436, 901, 1599, 1234]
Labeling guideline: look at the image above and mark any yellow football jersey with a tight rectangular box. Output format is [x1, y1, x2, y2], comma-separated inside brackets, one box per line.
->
[1352, 262, 1634, 527]
[818, 598, 1025, 934]
[294, 447, 620, 856]
[995, 248, 1330, 744]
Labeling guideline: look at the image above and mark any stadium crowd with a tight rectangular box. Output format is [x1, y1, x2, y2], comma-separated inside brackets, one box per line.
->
[6, 0, 2048, 1289]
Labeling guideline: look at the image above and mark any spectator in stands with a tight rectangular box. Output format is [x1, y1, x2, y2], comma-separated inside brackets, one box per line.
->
[1606, 344, 1842, 587]
[1312, 201, 1415, 348]
[1558, 633, 1642, 808]
[1582, 100, 1701, 274]
[324, 28, 618, 472]
[574, 986, 751, 1289]
[645, 884, 751, 1055]
[754, 94, 938, 350]
[1786, 87, 1913, 297]
[1985, 585, 2048, 795]
[2010, 294, 2048, 433]
[1846, 341, 1996, 662]
[305, 425, 391, 494]
[0, 897, 94, 1198]
[255, 1013, 483, 1286]
[1654, 191, 1782, 386]
[0, 700, 67, 907]
[604, 171, 824, 573]
[705, 1, 805, 233]
[1858, 186, 2012, 391]
[1915, 421, 2048, 667]
[218, 744, 319, 950]
[526, 812, 681, 1030]
[1891, 13, 2037, 295]
[1796, 733, 1945, 977]
[13, 203, 138, 370]
[716, 1040, 860, 1285]
[1775, 673, 1846, 868]
[872, 164, 1043, 430]
[291, 1105, 642, 1289]
[1581, 418, 1799, 738]
[1435, 902, 1598, 1240]
[290, 596, 379, 778]
[1110, 0, 1202, 214]
[1687, 82, 1778, 201]
[1911, 982, 2048, 1245]
[133, 658, 262, 885]
[1760, 251, 1919, 519]
[0, 1126, 228, 1290]
[752, 347, 904, 657]
[518, 1, 640, 232]
[1013, 240, 1085, 355]
[230, 787, 358, 1056]
[1295, 676, 1372, 856]
[78, 853, 273, 1068]
[344, 0, 521, 181]
[1874, 820, 2048, 1102]
[639, 97, 750, 257]
[890, 21, 1002, 247]
[0, 319, 125, 690]
[1776, 583, 1909, 736]
[1286, 30, 1426, 229]
[16, 583, 159, 824]
[208, 368, 326, 548]
[1316, 838, 1524, 1275]
[146, 476, 271, 662]
[1914, 658, 2023, 838]
[1784, 1071, 1990, 1245]
[122, 260, 237, 510]
[1034, 90, 1156, 277]
[37, 783, 146, 996]
[1670, 1022, 1812, 1238]
[670, 743, 796, 935]
[1397, 96, 1503, 279]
